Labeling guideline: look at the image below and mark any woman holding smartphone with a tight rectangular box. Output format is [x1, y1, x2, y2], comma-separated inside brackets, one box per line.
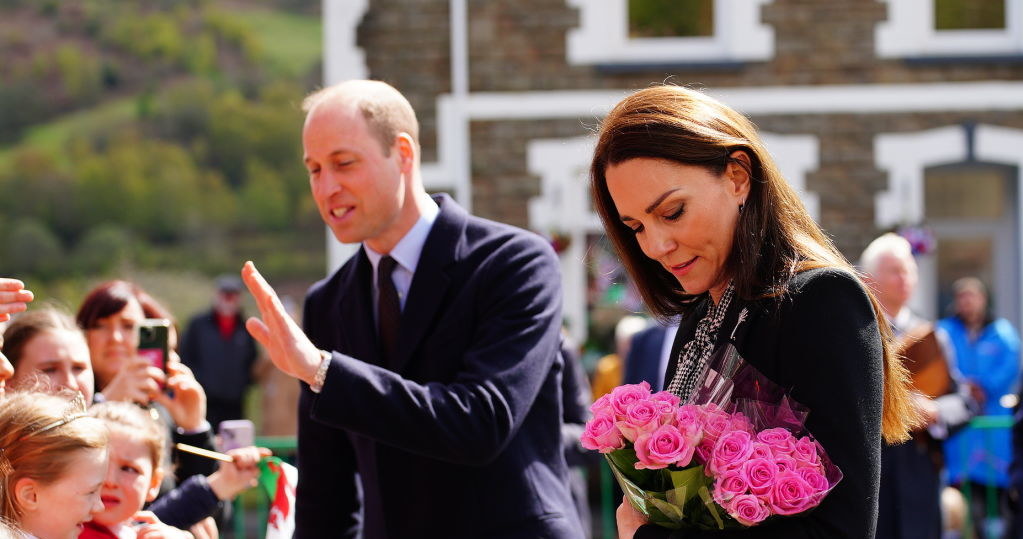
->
[76, 280, 217, 484]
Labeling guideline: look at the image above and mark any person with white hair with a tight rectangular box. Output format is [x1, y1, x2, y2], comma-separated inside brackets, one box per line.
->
[861, 232, 978, 539]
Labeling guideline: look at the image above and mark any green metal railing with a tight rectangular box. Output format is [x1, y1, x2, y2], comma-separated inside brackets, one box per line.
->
[957, 415, 1013, 539]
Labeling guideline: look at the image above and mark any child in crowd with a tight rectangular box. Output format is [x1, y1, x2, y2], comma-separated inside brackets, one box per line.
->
[0, 391, 108, 539]
[84, 401, 268, 538]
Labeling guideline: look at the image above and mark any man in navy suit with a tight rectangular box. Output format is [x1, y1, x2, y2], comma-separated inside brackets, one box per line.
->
[241, 80, 582, 538]
[623, 321, 678, 390]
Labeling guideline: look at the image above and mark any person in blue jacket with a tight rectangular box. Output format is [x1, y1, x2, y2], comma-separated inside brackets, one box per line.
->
[939, 277, 1022, 538]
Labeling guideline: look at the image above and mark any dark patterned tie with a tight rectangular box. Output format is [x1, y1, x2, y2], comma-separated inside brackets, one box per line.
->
[377, 256, 401, 368]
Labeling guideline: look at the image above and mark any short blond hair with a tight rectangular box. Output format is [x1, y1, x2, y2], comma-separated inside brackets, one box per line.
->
[302, 80, 419, 155]
[88, 401, 166, 473]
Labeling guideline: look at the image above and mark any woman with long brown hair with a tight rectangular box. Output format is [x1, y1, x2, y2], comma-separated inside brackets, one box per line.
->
[591, 85, 918, 538]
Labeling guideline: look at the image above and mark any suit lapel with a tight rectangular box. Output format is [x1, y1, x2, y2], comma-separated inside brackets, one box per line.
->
[336, 248, 384, 366]
[391, 195, 466, 373]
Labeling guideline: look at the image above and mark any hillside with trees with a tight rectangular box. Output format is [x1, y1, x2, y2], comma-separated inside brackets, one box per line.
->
[0, 0, 323, 313]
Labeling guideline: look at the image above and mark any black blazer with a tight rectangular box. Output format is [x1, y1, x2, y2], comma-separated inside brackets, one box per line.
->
[297, 194, 583, 539]
[637, 267, 884, 539]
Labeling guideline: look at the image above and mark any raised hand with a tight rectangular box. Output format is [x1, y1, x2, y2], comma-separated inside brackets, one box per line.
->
[0, 278, 33, 323]
[241, 261, 322, 385]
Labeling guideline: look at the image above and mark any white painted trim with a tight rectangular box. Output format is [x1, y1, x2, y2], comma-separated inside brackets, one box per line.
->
[874, 126, 968, 229]
[566, 0, 773, 65]
[323, 0, 369, 272]
[761, 134, 820, 221]
[527, 136, 598, 345]
[976, 124, 1023, 338]
[455, 82, 1023, 120]
[877, 0, 1023, 57]
[874, 124, 1023, 330]
[323, 0, 368, 83]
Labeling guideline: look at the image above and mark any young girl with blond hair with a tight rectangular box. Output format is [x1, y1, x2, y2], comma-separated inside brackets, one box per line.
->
[0, 391, 108, 539]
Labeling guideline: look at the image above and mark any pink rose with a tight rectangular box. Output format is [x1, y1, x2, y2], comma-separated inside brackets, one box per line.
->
[609, 382, 652, 417]
[675, 404, 704, 431]
[797, 467, 830, 505]
[727, 494, 772, 526]
[768, 470, 816, 515]
[730, 412, 755, 434]
[590, 393, 613, 415]
[712, 469, 750, 505]
[709, 430, 754, 476]
[757, 428, 796, 456]
[741, 458, 778, 497]
[773, 455, 798, 474]
[699, 410, 734, 458]
[792, 436, 823, 471]
[616, 400, 663, 442]
[634, 424, 696, 470]
[650, 391, 681, 409]
[580, 411, 625, 453]
[649, 391, 682, 423]
[749, 442, 773, 461]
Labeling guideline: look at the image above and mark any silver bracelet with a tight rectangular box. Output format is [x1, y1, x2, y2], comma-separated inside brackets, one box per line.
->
[310, 349, 331, 393]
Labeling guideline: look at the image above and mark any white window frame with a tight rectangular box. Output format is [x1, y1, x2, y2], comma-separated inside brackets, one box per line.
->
[876, 0, 1023, 57]
[566, 0, 774, 65]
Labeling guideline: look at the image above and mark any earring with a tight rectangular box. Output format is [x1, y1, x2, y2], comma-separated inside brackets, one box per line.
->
[738, 203, 744, 214]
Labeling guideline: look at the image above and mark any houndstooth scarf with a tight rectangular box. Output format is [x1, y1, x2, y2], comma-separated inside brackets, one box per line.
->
[666, 282, 736, 401]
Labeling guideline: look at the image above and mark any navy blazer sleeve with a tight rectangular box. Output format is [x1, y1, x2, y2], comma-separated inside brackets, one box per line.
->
[636, 269, 884, 539]
[307, 232, 563, 465]
[295, 294, 362, 539]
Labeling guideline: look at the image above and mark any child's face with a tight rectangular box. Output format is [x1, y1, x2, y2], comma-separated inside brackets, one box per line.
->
[92, 430, 163, 528]
[17, 447, 107, 539]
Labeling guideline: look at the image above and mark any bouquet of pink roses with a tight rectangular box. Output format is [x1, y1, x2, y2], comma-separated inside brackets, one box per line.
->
[582, 346, 841, 530]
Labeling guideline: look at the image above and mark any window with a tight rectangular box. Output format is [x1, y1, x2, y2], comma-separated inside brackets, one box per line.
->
[567, 0, 773, 66]
[876, 0, 1023, 57]
[934, 0, 1005, 30]
[629, 0, 714, 38]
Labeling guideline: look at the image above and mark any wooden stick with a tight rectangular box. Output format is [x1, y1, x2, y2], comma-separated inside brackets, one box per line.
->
[175, 443, 233, 463]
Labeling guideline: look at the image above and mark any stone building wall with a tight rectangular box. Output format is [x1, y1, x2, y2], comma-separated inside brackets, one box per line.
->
[353, 0, 1023, 259]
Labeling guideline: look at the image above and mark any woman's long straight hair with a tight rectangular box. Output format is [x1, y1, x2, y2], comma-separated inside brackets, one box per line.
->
[590, 85, 917, 444]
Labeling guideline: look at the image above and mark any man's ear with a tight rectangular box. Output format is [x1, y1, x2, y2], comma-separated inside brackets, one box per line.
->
[14, 477, 39, 511]
[725, 150, 752, 201]
[394, 133, 417, 175]
[146, 467, 164, 502]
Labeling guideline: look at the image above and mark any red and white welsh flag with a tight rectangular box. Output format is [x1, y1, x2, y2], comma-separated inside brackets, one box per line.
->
[258, 457, 297, 539]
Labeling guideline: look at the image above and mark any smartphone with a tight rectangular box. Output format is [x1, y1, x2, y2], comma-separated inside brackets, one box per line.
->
[219, 419, 255, 451]
[138, 318, 171, 374]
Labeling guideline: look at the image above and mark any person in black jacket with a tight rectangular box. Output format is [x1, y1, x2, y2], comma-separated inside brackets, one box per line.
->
[180, 275, 259, 430]
[589, 85, 919, 538]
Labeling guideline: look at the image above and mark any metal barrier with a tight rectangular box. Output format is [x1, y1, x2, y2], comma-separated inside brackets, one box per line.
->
[957, 415, 1014, 539]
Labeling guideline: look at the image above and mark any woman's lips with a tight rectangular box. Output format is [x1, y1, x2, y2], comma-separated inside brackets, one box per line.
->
[669, 257, 698, 277]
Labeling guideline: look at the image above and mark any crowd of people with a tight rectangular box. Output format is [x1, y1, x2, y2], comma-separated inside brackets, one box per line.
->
[1, 80, 1021, 539]
[0, 278, 267, 539]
